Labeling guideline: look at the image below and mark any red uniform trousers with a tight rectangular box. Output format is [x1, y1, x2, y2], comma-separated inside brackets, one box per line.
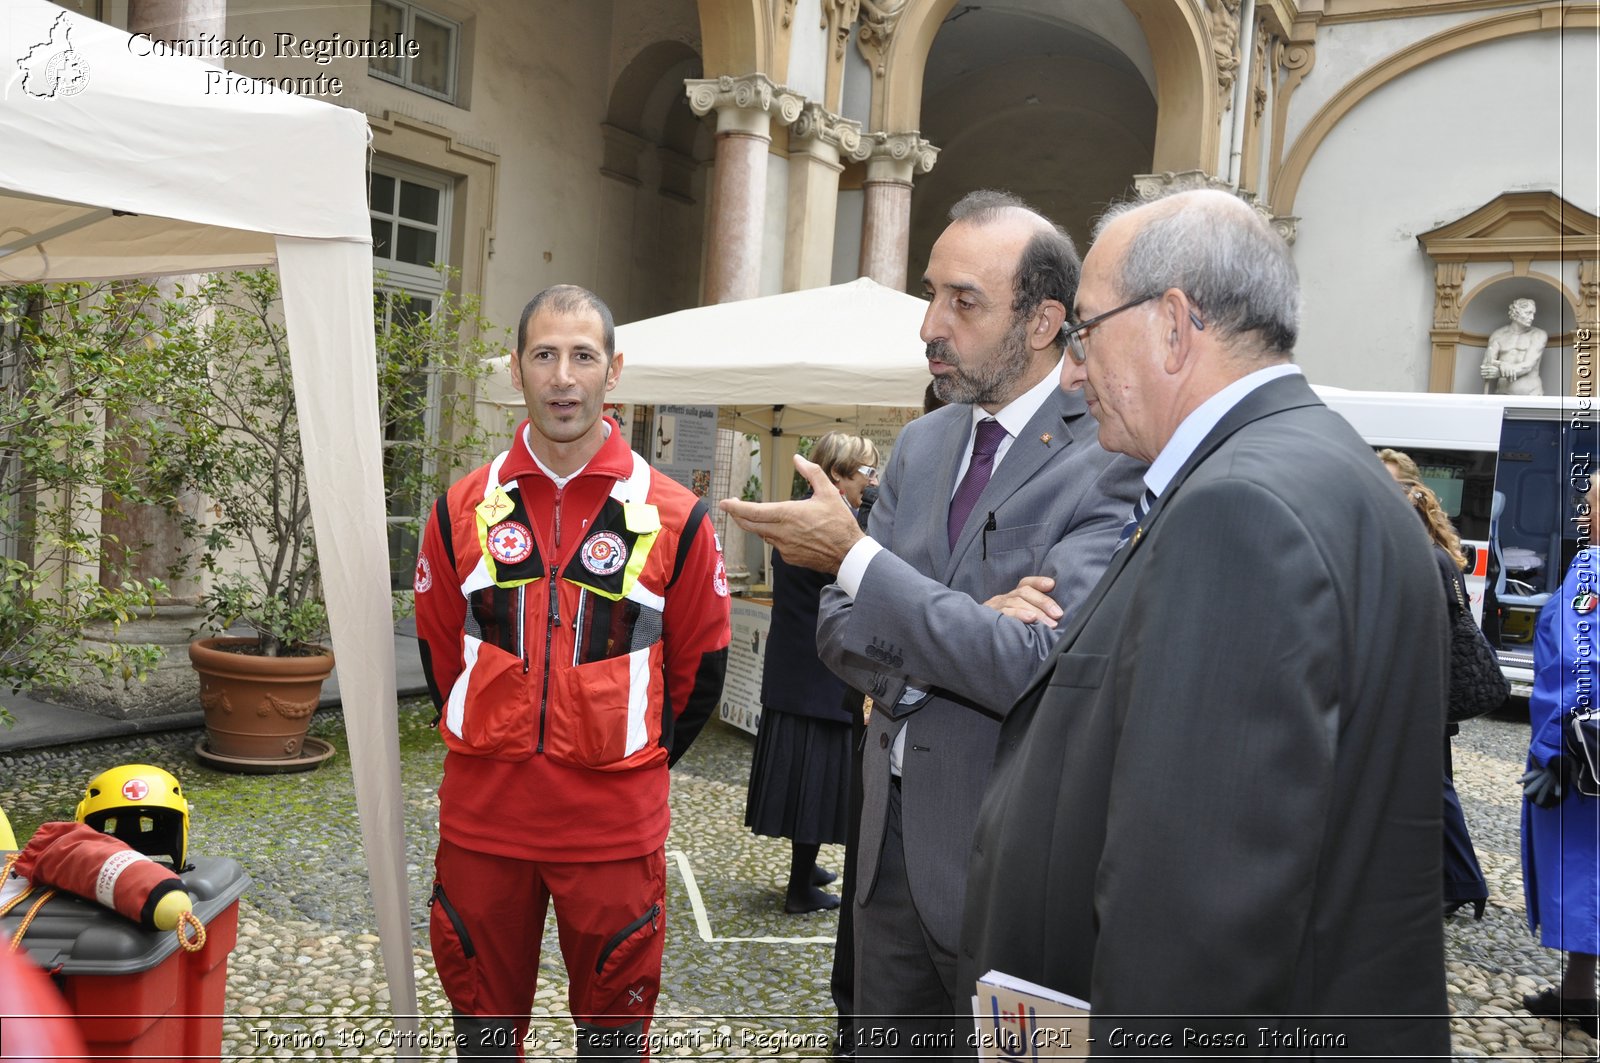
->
[430, 839, 667, 1057]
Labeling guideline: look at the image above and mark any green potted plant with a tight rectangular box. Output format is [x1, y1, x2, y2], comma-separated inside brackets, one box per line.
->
[179, 269, 494, 766]
[0, 282, 185, 727]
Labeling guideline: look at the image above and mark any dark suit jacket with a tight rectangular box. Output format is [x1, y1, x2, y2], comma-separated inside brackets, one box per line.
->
[761, 546, 850, 723]
[817, 386, 1145, 954]
[960, 374, 1450, 1056]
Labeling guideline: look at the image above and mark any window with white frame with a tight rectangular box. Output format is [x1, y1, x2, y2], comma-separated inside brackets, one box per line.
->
[369, 0, 459, 104]
[371, 161, 452, 588]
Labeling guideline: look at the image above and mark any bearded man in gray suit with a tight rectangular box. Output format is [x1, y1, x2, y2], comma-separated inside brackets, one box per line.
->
[961, 189, 1449, 1056]
[722, 190, 1143, 1055]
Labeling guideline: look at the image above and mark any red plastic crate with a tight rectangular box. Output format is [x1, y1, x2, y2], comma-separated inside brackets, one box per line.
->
[2, 856, 248, 1062]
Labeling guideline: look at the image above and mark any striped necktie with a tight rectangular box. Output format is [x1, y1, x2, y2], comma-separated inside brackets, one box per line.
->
[1116, 488, 1157, 550]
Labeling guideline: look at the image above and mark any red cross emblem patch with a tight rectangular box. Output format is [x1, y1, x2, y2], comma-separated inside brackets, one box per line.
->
[487, 521, 534, 565]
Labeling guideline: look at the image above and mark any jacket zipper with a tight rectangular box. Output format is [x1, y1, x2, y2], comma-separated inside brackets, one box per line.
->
[572, 591, 587, 667]
[538, 564, 559, 753]
[430, 882, 477, 959]
[594, 902, 661, 975]
[536, 486, 564, 753]
[517, 586, 527, 674]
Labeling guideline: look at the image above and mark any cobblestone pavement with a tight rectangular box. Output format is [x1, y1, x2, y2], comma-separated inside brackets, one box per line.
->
[2, 703, 1596, 1059]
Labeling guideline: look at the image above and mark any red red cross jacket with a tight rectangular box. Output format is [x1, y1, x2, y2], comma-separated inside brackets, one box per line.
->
[414, 419, 730, 862]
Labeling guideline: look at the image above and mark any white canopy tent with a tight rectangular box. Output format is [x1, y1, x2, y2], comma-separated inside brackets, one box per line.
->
[480, 277, 933, 504]
[2, 0, 415, 1046]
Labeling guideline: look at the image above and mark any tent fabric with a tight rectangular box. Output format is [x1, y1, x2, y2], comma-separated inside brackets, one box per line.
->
[479, 278, 933, 503]
[1, 1, 415, 1048]
[482, 277, 931, 409]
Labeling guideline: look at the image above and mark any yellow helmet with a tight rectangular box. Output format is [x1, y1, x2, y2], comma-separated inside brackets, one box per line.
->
[74, 764, 189, 870]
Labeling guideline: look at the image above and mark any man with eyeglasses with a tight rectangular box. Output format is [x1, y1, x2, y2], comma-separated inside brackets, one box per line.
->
[721, 189, 1142, 1056]
[960, 189, 1450, 1055]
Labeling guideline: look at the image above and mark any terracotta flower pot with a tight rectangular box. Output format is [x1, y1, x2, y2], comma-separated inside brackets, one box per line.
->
[188, 636, 335, 760]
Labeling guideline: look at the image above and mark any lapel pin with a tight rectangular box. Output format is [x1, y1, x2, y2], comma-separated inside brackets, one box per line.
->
[1040, 433, 1053, 444]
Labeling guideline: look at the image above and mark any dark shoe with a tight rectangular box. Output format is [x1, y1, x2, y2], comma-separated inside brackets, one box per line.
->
[1523, 987, 1599, 1036]
[1443, 899, 1486, 920]
[784, 884, 841, 914]
[812, 863, 838, 886]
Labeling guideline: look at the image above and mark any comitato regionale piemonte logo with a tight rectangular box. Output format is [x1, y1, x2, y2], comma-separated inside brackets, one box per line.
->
[18, 12, 91, 98]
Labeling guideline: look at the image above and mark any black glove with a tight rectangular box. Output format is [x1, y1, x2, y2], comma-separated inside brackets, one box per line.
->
[1520, 757, 1569, 808]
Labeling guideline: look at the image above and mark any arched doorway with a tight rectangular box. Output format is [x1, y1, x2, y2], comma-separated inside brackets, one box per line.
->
[597, 39, 715, 322]
[908, 3, 1158, 279]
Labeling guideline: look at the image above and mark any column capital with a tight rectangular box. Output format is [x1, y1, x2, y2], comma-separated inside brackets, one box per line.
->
[685, 73, 806, 138]
[862, 131, 938, 184]
[790, 102, 868, 166]
[1132, 170, 1297, 245]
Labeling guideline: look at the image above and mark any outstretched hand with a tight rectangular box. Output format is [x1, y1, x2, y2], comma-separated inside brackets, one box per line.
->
[719, 455, 865, 574]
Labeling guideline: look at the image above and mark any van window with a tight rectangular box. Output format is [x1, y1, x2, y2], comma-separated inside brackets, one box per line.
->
[1382, 447, 1494, 543]
[1497, 416, 1598, 594]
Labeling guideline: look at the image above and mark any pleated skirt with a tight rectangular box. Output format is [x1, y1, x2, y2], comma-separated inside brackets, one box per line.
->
[743, 708, 852, 846]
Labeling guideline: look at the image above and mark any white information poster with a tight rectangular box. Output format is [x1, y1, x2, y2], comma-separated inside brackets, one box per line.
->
[719, 598, 772, 735]
[858, 407, 923, 467]
[650, 404, 719, 497]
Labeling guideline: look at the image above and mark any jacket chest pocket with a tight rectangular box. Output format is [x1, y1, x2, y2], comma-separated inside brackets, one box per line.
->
[1046, 652, 1108, 690]
[983, 521, 1050, 556]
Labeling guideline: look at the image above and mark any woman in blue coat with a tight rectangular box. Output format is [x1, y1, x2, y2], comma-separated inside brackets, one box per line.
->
[1520, 479, 1600, 1036]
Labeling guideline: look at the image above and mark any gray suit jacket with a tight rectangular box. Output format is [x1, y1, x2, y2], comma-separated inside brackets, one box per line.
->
[960, 374, 1450, 1055]
[816, 385, 1144, 953]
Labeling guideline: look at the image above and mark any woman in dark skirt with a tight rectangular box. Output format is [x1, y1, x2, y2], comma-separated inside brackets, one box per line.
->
[1393, 471, 1491, 919]
[745, 432, 879, 913]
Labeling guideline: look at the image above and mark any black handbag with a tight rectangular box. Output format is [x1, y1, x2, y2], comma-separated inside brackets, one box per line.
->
[1444, 567, 1509, 723]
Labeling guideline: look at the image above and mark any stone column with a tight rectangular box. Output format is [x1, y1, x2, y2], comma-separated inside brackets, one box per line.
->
[858, 132, 937, 289]
[783, 103, 868, 291]
[685, 74, 805, 304]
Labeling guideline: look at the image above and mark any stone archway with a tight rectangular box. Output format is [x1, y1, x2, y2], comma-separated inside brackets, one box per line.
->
[905, 4, 1159, 269]
[596, 40, 714, 322]
[1271, 5, 1600, 219]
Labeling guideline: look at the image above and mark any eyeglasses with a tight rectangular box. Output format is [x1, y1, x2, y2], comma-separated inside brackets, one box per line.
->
[857, 466, 877, 479]
[1063, 295, 1205, 365]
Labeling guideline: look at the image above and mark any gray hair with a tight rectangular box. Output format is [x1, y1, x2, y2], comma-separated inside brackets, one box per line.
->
[517, 284, 616, 357]
[1093, 190, 1299, 357]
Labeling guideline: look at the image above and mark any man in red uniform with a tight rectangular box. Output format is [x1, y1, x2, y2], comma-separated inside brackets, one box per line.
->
[414, 285, 730, 1059]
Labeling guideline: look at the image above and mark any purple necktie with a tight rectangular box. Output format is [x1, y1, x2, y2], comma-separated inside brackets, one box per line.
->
[948, 418, 1008, 549]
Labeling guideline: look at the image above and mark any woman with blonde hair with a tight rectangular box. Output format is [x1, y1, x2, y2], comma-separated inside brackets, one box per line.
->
[745, 432, 878, 913]
[1396, 473, 1490, 920]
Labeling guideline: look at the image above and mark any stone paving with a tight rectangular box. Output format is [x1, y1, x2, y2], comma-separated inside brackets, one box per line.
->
[1, 701, 1596, 1059]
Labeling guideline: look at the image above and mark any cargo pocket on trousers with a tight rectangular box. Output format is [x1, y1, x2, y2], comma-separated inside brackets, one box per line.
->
[429, 881, 481, 1013]
[592, 900, 663, 1013]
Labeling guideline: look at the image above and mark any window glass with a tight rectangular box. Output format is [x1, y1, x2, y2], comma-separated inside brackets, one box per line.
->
[412, 14, 453, 96]
[368, 1, 404, 79]
[371, 218, 392, 259]
[369, 172, 395, 211]
[398, 181, 440, 224]
[395, 226, 436, 268]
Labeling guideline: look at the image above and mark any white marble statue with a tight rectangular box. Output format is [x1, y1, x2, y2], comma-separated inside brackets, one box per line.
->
[1480, 297, 1548, 396]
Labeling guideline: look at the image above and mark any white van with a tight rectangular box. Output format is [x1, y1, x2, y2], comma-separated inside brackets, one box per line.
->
[1317, 387, 1597, 697]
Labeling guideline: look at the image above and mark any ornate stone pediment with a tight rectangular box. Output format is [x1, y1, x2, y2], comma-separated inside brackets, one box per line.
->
[1418, 190, 1600, 259]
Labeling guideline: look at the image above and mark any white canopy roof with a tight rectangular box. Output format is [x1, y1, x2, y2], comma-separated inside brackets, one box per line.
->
[1, 1, 415, 1044]
[481, 277, 934, 499]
